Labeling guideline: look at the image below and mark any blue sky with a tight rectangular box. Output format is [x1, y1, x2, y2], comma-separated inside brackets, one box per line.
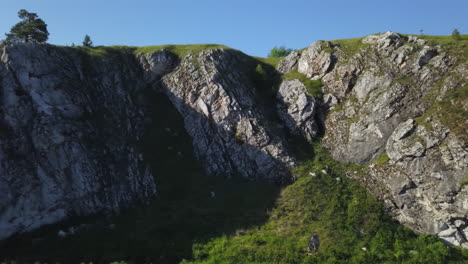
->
[1, 0, 467, 56]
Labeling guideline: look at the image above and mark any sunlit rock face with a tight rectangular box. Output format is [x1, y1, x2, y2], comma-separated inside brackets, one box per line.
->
[278, 32, 468, 248]
[1, 32, 467, 248]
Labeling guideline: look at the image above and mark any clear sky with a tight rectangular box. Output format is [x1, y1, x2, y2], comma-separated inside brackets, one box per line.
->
[1, 0, 467, 57]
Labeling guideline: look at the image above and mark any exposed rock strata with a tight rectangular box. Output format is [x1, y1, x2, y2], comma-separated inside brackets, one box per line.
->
[139, 49, 296, 183]
[0, 42, 156, 239]
[278, 32, 468, 248]
[1, 32, 467, 249]
[276, 79, 319, 141]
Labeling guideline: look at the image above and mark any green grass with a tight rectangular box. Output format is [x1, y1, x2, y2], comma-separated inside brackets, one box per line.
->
[460, 176, 468, 188]
[4, 124, 467, 264]
[0, 90, 280, 264]
[330, 36, 370, 60]
[253, 56, 284, 68]
[394, 76, 413, 86]
[134, 44, 230, 57]
[283, 70, 324, 99]
[73, 45, 126, 56]
[320, 41, 334, 54]
[4, 37, 468, 264]
[416, 84, 468, 141]
[181, 143, 467, 264]
[71, 44, 230, 58]
[405, 34, 468, 61]
[374, 152, 390, 166]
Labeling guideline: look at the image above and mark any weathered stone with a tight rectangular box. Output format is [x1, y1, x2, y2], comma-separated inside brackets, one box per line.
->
[323, 93, 339, 106]
[276, 79, 319, 141]
[143, 49, 296, 183]
[417, 46, 439, 67]
[298, 41, 335, 79]
[363, 31, 403, 52]
[322, 62, 362, 98]
[407, 35, 427, 46]
[1, 32, 467, 250]
[137, 50, 177, 82]
[0, 42, 156, 239]
[386, 120, 428, 162]
[277, 51, 300, 74]
[307, 234, 320, 253]
[314, 32, 468, 248]
[353, 71, 392, 102]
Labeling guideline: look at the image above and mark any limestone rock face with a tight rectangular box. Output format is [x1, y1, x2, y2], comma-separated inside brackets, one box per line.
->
[386, 119, 425, 161]
[1, 32, 467, 249]
[137, 50, 178, 82]
[298, 41, 336, 79]
[140, 49, 295, 183]
[278, 51, 300, 74]
[276, 79, 319, 141]
[0, 42, 156, 239]
[278, 32, 468, 247]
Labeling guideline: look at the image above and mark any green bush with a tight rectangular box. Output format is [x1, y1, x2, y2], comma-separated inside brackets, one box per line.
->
[452, 28, 461, 41]
[268, 46, 293, 58]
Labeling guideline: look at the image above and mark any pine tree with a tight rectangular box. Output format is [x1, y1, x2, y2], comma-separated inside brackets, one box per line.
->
[82, 35, 93, 47]
[6, 9, 49, 43]
[452, 28, 461, 41]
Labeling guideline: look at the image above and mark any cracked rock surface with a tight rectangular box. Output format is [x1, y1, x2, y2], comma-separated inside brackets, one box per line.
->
[0, 42, 156, 239]
[278, 32, 468, 248]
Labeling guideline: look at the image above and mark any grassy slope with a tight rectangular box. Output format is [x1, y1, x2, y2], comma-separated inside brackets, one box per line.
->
[416, 34, 468, 60]
[73, 44, 231, 58]
[409, 35, 468, 140]
[282, 70, 324, 99]
[2, 34, 468, 263]
[182, 145, 468, 264]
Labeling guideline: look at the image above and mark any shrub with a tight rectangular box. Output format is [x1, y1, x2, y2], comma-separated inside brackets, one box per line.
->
[268, 46, 293, 58]
[452, 28, 461, 41]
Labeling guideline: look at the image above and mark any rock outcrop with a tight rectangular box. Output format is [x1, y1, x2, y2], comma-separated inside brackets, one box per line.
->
[277, 32, 468, 248]
[0, 43, 300, 239]
[0, 42, 156, 239]
[1, 32, 466, 249]
[139, 49, 295, 183]
[276, 79, 319, 141]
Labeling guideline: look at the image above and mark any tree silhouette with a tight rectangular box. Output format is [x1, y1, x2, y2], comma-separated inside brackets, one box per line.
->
[452, 28, 461, 41]
[6, 9, 49, 43]
[83, 35, 93, 47]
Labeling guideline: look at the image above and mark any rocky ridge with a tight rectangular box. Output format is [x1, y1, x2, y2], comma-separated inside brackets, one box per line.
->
[278, 32, 468, 247]
[0, 42, 156, 239]
[0, 32, 466, 249]
[0, 43, 299, 239]
[139, 49, 295, 183]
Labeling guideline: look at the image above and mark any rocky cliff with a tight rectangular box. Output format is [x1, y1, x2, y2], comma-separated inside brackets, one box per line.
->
[0, 42, 156, 239]
[0, 32, 467, 249]
[138, 49, 295, 183]
[0, 43, 297, 239]
[278, 32, 468, 248]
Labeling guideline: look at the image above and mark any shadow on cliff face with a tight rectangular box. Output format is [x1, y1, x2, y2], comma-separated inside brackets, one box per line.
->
[0, 47, 322, 264]
[128, 88, 283, 264]
[0, 62, 284, 264]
